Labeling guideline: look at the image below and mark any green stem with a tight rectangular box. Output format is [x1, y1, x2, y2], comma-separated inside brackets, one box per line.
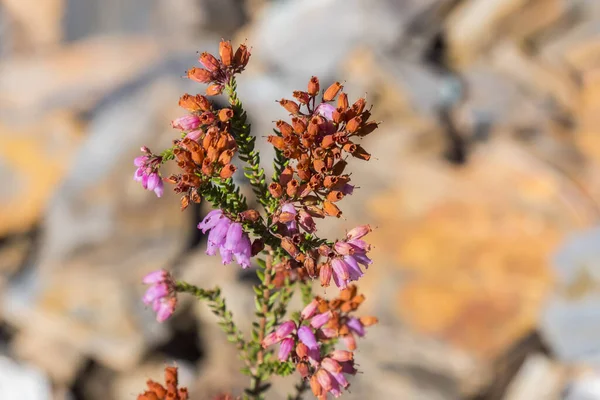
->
[175, 282, 246, 351]
[225, 77, 272, 210]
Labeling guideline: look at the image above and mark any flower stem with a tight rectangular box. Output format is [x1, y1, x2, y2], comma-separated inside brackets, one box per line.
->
[175, 282, 246, 351]
[225, 77, 272, 210]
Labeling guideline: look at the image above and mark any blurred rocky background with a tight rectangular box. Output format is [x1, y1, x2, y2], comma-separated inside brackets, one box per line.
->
[2, 0, 600, 399]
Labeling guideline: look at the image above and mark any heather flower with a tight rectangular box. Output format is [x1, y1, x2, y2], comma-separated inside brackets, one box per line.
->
[142, 269, 177, 322]
[280, 202, 297, 233]
[134, 148, 164, 197]
[278, 338, 294, 361]
[298, 326, 318, 349]
[199, 211, 252, 269]
[172, 115, 201, 131]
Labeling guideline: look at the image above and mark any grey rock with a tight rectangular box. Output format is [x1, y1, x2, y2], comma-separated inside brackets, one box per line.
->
[0, 356, 52, 400]
[253, 0, 403, 80]
[540, 227, 600, 364]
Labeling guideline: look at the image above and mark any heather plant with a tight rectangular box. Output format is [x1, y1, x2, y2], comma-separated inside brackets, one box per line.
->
[137, 40, 379, 400]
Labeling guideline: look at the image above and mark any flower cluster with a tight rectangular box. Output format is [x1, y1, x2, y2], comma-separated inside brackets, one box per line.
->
[135, 39, 381, 400]
[318, 225, 373, 289]
[267, 77, 378, 219]
[197, 209, 252, 269]
[261, 286, 376, 399]
[187, 40, 250, 96]
[137, 366, 188, 400]
[142, 269, 177, 322]
[134, 147, 164, 197]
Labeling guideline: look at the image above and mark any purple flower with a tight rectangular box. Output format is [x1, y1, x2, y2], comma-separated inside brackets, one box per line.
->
[185, 130, 203, 141]
[315, 103, 336, 121]
[331, 258, 350, 289]
[199, 210, 253, 269]
[301, 299, 319, 320]
[280, 203, 298, 233]
[346, 225, 371, 240]
[197, 209, 224, 233]
[172, 115, 201, 131]
[276, 320, 296, 338]
[298, 209, 316, 233]
[278, 338, 294, 361]
[298, 326, 318, 350]
[225, 223, 243, 251]
[142, 269, 177, 323]
[343, 255, 364, 281]
[133, 149, 164, 197]
[346, 317, 365, 337]
[310, 312, 331, 329]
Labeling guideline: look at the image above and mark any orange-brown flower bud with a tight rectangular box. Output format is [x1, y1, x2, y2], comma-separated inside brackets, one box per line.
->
[297, 362, 310, 379]
[323, 82, 343, 101]
[165, 367, 178, 386]
[200, 111, 216, 125]
[199, 52, 219, 72]
[240, 209, 260, 222]
[233, 44, 251, 69]
[269, 182, 283, 198]
[179, 94, 211, 112]
[202, 158, 214, 175]
[286, 179, 299, 197]
[281, 237, 300, 258]
[180, 195, 190, 211]
[178, 388, 189, 400]
[326, 191, 344, 202]
[304, 257, 316, 277]
[308, 76, 320, 96]
[323, 176, 339, 188]
[323, 200, 341, 217]
[307, 119, 319, 136]
[333, 132, 348, 144]
[187, 67, 212, 84]
[296, 342, 308, 359]
[352, 97, 366, 114]
[219, 40, 233, 66]
[320, 262, 332, 287]
[138, 392, 160, 400]
[279, 166, 294, 186]
[293, 90, 310, 104]
[219, 164, 236, 179]
[346, 116, 362, 133]
[313, 159, 326, 173]
[360, 316, 378, 326]
[278, 99, 300, 115]
[218, 149, 234, 165]
[146, 380, 167, 398]
[352, 144, 371, 161]
[191, 148, 205, 165]
[320, 135, 335, 149]
[267, 135, 286, 150]
[276, 120, 294, 138]
[337, 93, 349, 110]
[218, 108, 234, 122]
[332, 108, 344, 124]
[215, 133, 229, 151]
[297, 167, 311, 182]
[291, 117, 306, 134]
[206, 83, 223, 96]
[342, 143, 357, 153]
[190, 190, 201, 204]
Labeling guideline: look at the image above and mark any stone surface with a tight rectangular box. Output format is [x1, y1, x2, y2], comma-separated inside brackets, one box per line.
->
[0, 111, 82, 237]
[0, 355, 53, 400]
[0, 35, 161, 118]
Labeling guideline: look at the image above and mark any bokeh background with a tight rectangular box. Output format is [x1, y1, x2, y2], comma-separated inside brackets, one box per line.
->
[2, 0, 600, 399]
